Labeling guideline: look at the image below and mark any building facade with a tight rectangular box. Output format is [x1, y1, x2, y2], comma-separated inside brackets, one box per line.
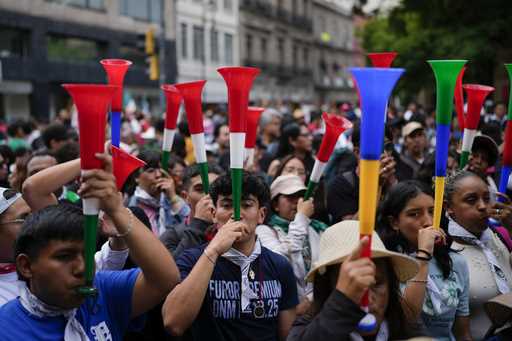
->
[239, 0, 315, 104]
[312, 0, 357, 104]
[0, 0, 177, 122]
[176, 0, 239, 103]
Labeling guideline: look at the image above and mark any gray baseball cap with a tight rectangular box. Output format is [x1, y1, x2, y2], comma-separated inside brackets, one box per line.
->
[0, 188, 22, 216]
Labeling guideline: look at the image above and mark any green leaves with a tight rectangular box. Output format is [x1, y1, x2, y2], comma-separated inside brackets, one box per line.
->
[361, 0, 512, 101]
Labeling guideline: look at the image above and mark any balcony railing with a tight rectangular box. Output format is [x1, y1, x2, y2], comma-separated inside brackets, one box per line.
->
[243, 59, 314, 79]
[240, 0, 313, 32]
[315, 74, 354, 90]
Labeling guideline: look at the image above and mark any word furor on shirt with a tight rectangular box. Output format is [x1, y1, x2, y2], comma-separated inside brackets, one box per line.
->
[209, 279, 283, 319]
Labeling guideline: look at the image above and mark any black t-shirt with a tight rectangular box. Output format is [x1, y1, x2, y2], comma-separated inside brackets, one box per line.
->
[177, 244, 299, 341]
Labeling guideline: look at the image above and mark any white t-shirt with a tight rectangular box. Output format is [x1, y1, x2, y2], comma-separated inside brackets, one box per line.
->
[0, 272, 25, 306]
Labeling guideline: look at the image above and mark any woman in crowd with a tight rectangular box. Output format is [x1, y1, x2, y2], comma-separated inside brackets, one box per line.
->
[377, 180, 471, 340]
[274, 154, 308, 183]
[273, 155, 330, 224]
[287, 220, 422, 340]
[257, 174, 327, 315]
[271, 123, 314, 173]
[445, 170, 512, 340]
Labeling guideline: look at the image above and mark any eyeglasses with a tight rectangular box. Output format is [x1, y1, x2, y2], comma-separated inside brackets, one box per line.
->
[0, 219, 25, 225]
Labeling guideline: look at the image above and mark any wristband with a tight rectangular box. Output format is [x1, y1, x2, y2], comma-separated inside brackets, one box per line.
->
[415, 254, 432, 262]
[204, 249, 216, 265]
[416, 248, 433, 259]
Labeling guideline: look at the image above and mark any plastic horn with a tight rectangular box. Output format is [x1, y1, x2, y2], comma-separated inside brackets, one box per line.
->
[112, 146, 146, 190]
[218, 66, 260, 221]
[245, 107, 264, 169]
[161, 85, 182, 171]
[498, 64, 512, 198]
[454, 67, 466, 134]
[349, 67, 404, 333]
[304, 113, 352, 199]
[428, 60, 467, 230]
[459, 84, 494, 168]
[367, 52, 398, 123]
[62, 84, 117, 296]
[100, 59, 132, 148]
[175, 81, 209, 193]
[367, 52, 397, 68]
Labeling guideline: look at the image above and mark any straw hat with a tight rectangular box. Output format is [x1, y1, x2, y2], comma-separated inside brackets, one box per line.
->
[485, 293, 512, 327]
[306, 220, 419, 282]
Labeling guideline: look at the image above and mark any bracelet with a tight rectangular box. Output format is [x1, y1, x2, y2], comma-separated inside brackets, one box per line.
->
[417, 249, 433, 259]
[408, 279, 428, 284]
[415, 254, 432, 262]
[115, 208, 134, 238]
[203, 250, 216, 265]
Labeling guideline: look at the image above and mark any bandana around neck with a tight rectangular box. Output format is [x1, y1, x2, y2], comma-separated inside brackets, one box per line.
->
[448, 218, 510, 294]
[221, 238, 262, 312]
[134, 187, 160, 209]
[268, 214, 328, 234]
[19, 286, 89, 340]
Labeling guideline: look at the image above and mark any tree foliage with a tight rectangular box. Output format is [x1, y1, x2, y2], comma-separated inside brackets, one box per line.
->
[361, 0, 512, 102]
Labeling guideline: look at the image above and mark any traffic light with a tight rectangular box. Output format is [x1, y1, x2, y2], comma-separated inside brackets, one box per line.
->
[149, 55, 159, 81]
[145, 28, 155, 55]
[137, 28, 159, 81]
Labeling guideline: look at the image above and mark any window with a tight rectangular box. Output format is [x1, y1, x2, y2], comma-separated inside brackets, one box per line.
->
[224, 0, 233, 11]
[246, 34, 252, 61]
[277, 38, 284, 65]
[193, 25, 205, 61]
[120, 0, 162, 22]
[319, 16, 326, 33]
[47, 34, 105, 62]
[0, 26, 30, 58]
[211, 29, 219, 62]
[207, 0, 218, 11]
[292, 0, 297, 16]
[46, 0, 105, 10]
[224, 33, 233, 64]
[260, 37, 267, 62]
[292, 44, 298, 70]
[277, 0, 283, 11]
[303, 47, 309, 65]
[181, 23, 188, 58]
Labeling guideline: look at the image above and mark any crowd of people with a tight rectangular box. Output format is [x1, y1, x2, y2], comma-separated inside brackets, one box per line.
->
[0, 98, 511, 340]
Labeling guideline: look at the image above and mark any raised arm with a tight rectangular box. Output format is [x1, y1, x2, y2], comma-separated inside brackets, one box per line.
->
[79, 153, 180, 318]
[162, 220, 244, 336]
[401, 226, 444, 321]
[22, 158, 81, 211]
